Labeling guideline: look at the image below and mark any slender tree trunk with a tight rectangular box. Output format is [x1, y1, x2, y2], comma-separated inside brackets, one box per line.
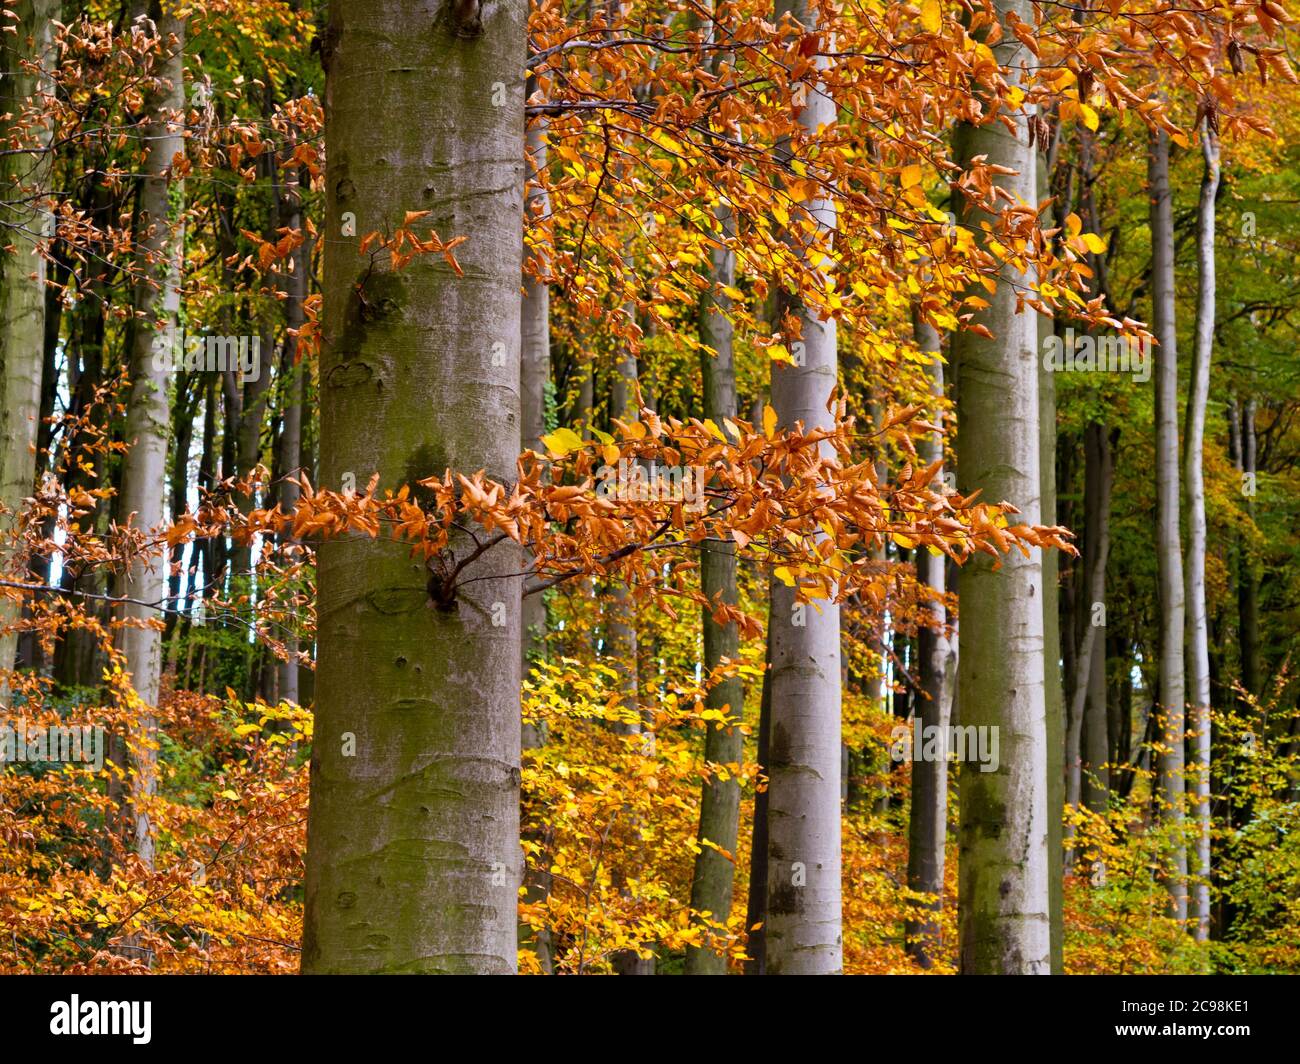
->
[520, 113, 551, 729]
[686, 196, 743, 974]
[301, 0, 524, 973]
[743, 613, 773, 975]
[517, 109, 554, 974]
[1079, 424, 1114, 816]
[905, 311, 955, 968]
[275, 165, 307, 706]
[764, 0, 842, 975]
[1184, 121, 1219, 942]
[0, 0, 58, 681]
[1238, 397, 1258, 700]
[115, 5, 185, 868]
[1037, 214, 1065, 976]
[1149, 125, 1188, 922]
[953, 0, 1050, 974]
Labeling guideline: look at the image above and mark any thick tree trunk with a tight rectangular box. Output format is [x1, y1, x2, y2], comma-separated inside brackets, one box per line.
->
[1184, 122, 1219, 942]
[115, 6, 185, 868]
[686, 200, 743, 974]
[302, 0, 524, 973]
[1149, 126, 1188, 922]
[904, 311, 955, 969]
[953, 0, 1050, 974]
[0, 0, 58, 680]
[764, 0, 842, 975]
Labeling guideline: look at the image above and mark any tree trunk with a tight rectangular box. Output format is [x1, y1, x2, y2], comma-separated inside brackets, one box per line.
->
[1238, 397, 1259, 700]
[1149, 125, 1188, 922]
[0, 0, 58, 681]
[904, 311, 955, 969]
[1037, 228, 1065, 976]
[686, 197, 743, 974]
[520, 113, 551, 737]
[952, 0, 1050, 974]
[301, 0, 524, 973]
[743, 610, 773, 975]
[764, 0, 842, 976]
[274, 165, 307, 706]
[1184, 121, 1219, 942]
[115, 6, 185, 868]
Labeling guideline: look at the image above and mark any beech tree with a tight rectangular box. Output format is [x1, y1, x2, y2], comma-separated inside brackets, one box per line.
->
[1148, 125, 1188, 922]
[952, 0, 1050, 975]
[763, 0, 842, 976]
[0, 0, 58, 680]
[301, 0, 526, 974]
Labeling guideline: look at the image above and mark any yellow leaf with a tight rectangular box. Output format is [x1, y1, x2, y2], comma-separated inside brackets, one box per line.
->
[540, 427, 584, 456]
[920, 0, 941, 33]
[1065, 212, 1082, 238]
[763, 403, 778, 439]
[1078, 102, 1099, 131]
[900, 163, 922, 189]
[1081, 232, 1107, 254]
[703, 418, 727, 442]
[219, 789, 240, 801]
[773, 566, 796, 586]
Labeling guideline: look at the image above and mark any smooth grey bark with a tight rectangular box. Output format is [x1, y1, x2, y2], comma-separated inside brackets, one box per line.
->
[520, 115, 551, 749]
[1184, 122, 1219, 942]
[302, 0, 524, 973]
[1037, 137, 1065, 973]
[952, 0, 1050, 974]
[764, 0, 842, 976]
[518, 111, 554, 974]
[1148, 126, 1188, 921]
[115, 6, 185, 868]
[0, 0, 58, 681]
[904, 311, 955, 969]
[685, 197, 743, 974]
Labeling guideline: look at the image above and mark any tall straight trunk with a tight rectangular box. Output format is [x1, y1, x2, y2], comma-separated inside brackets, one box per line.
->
[1037, 134, 1066, 973]
[764, 0, 842, 976]
[520, 113, 550, 728]
[743, 610, 773, 975]
[606, 344, 641, 739]
[0, 0, 58, 680]
[302, 0, 524, 973]
[231, 140, 279, 580]
[953, 0, 1050, 974]
[1082, 592, 1110, 812]
[115, 5, 185, 868]
[1066, 422, 1113, 835]
[275, 165, 307, 706]
[905, 311, 955, 968]
[1148, 126, 1188, 921]
[518, 109, 553, 973]
[1184, 122, 1219, 941]
[686, 194, 743, 975]
[1237, 397, 1258, 700]
[607, 325, 653, 975]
